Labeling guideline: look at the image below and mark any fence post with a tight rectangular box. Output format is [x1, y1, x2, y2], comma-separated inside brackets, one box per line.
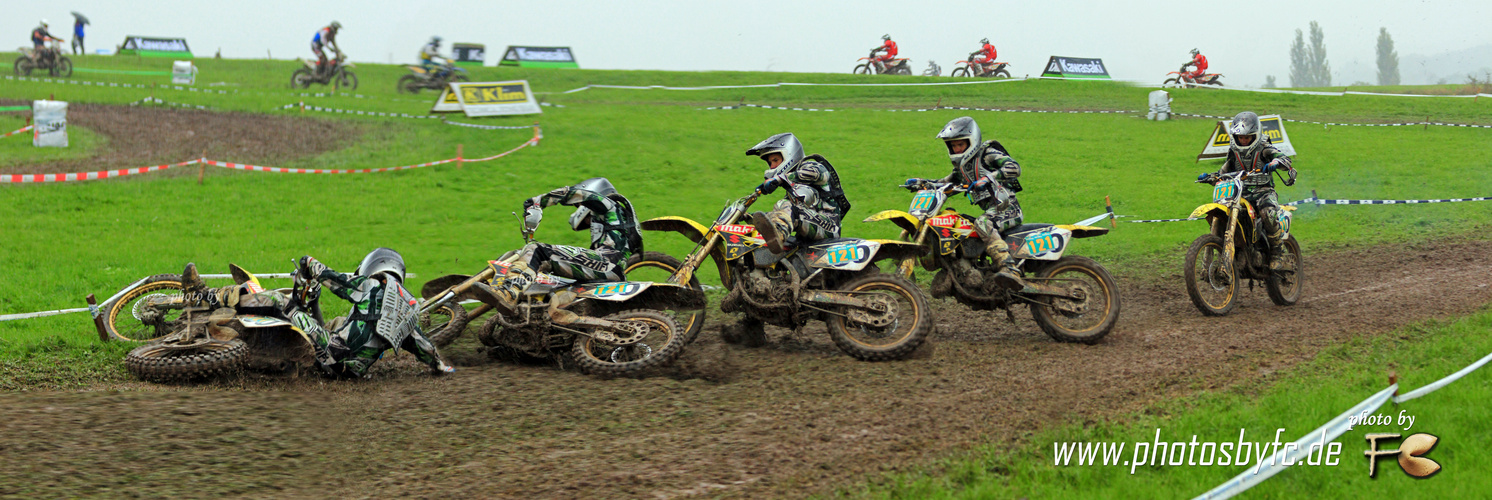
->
[1105, 196, 1116, 228]
[198, 149, 207, 185]
[1423, 116, 1429, 131]
[933, 97, 941, 110]
[87, 294, 109, 342]
[456, 144, 464, 169]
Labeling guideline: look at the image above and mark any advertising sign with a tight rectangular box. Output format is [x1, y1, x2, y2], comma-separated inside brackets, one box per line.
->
[452, 43, 485, 67]
[1197, 114, 1296, 161]
[32, 100, 68, 148]
[117, 36, 192, 58]
[1040, 56, 1110, 79]
[430, 85, 464, 113]
[499, 46, 578, 68]
[445, 81, 542, 117]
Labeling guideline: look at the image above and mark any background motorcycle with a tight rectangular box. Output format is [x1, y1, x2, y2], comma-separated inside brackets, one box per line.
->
[1184, 169, 1302, 316]
[290, 51, 358, 90]
[397, 61, 468, 93]
[866, 180, 1120, 343]
[1163, 64, 1224, 87]
[853, 51, 912, 75]
[14, 40, 72, 77]
[950, 57, 1010, 78]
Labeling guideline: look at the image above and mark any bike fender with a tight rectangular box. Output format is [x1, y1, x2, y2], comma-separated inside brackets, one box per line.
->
[1052, 224, 1110, 239]
[641, 216, 710, 245]
[862, 210, 920, 235]
[1189, 203, 1229, 219]
[867, 239, 927, 264]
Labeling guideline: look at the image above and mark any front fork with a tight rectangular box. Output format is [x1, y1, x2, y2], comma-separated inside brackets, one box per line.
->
[896, 224, 930, 280]
[1221, 205, 1240, 271]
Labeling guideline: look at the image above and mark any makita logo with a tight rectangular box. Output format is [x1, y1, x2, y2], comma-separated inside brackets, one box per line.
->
[717, 224, 756, 235]
[1062, 61, 1106, 74]
[928, 215, 964, 228]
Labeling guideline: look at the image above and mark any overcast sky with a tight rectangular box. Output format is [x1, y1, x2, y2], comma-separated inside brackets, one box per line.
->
[10, 0, 1490, 86]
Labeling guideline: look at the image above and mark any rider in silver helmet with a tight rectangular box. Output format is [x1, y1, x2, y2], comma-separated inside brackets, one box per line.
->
[482, 177, 644, 312]
[1200, 111, 1296, 268]
[745, 133, 851, 253]
[179, 248, 455, 378]
[916, 116, 1027, 291]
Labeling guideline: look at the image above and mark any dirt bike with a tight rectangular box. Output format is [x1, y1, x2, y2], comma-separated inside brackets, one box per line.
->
[397, 62, 469, 93]
[291, 52, 358, 90]
[951, 58, 1010, 78]
[633, 188, 934, 361]
[414, 214, 705, 376]
[853, 51, 912, 75]
[1185, 169, 1302, 316]
[1164, 64, 1224, 87]
[922, 60, 942, 77]
[865, 180, 1121, 343]
[122, 265, 325, 381]
[14, 40, 72, 77]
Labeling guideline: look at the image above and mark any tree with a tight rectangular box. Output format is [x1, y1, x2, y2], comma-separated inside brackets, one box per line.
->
[1289, 29, 1311, 87]
[1308, 21, 1331, 87]
[1376, 28, 1400, 86]
[1264, 75, 1278, 88]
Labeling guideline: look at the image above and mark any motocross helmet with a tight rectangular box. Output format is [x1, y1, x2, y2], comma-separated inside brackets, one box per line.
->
[356, 247, 407, 283]
[746, 132, 805, 179]
[40, 19, 48, 29]
[564, 177, 619, 231]
[330, 21, 342, 31]
[882, 34, 892, 41]
[431, 36, 442, 46]
[1190, 48, 1200, 57]
[1228, 111, 1265, 158]
[980, 38, 989, 45]
[937, 117, 982, 167]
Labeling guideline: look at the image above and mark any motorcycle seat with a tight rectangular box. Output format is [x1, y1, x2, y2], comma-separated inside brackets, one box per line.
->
[1004, 223, 1055, 238]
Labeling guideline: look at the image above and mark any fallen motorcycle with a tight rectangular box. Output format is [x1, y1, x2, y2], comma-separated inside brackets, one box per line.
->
[415, 214, 705, 376]
[633, 187, 933, 361]
[1184, 169, 1302, 316]
[853, 51, 912, 75]
[290, 51, 358, 90]
[397, 62, 468, 93]
[1163, 64, 1224, 87]
[865, 180, 1120, 344]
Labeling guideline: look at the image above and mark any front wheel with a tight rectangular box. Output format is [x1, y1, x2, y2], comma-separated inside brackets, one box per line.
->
[290, 68, 313, 89]
[335, 70, 358, 91]
[14, 57, 34, 76]
[571, 309, 686, 377]
[951, 67, 969, 78]
[422, 301, 470, 348]
[397, 74, 421, 94]
[853, 64, 872, 75]
[125, 338, 248, 381]
[1266, 236, 1303, 306]
[1029, 256, 1121, 344]
[1184, 234, 1238, 316]
[54, 57, 72, 77]
[827, 273, 933, 361]
[624, 252, 706, 344]
[102, 274, 188, 342]
[1163, 77, 1179, 88]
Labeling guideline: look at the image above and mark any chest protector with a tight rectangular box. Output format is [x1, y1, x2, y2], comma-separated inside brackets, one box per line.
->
[374, 281, 420, 348]
[803, 154, 851, 216]
[1225, 142, 1278, 188]
[959, 140, 1022, 203]
[602, 193, 645, 256]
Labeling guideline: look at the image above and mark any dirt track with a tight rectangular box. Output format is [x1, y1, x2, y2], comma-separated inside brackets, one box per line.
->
[0, 101, 355, 174]
[2, 239, 1490, 498]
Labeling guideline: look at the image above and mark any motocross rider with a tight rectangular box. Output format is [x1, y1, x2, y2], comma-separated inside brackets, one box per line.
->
[745, 132, 851, 254]
[910, 116, 1026, 291]
[482, 178, 645, 313]
[1199, 111, 1296, 269]
[30, 20, 62, 64]
[871, 34, 898, 68]
[420, 36, 448, 78]
[178, 248, 455, 378]
[1182, 48, 1208, 80]
[971, 38, 997, 72]
[310, 21, 342, 77]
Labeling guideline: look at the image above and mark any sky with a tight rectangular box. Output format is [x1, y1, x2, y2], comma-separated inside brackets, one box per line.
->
[9, 0, 1490, 86]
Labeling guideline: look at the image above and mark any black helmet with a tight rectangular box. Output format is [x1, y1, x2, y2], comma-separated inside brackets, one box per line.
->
[356, 247, 406, 283]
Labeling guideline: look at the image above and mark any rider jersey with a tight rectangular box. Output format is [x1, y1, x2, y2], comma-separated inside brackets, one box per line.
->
[31, 27, 53, 45]
[1191, 53, 1208, 72]
[420, 43, 440, 61]
[881, 39, 898, 58]
[942, 140, 1022, 207]
[776, 155, 850, 219]
[312, 27, 334, 45]
[529, 187, 644, 260]
[976, 43, 996, 63]
[1219, 141, 1291, 191]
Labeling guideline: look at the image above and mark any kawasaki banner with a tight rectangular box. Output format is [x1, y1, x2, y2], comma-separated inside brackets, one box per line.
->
[452, 43, 485, 67]
[440, 80, 543, 117]
[1197, 114, 1296, 161]
[1041, 56, 1109, 79]
[117, 36, 192, 58]
[499, 46, 578, 68]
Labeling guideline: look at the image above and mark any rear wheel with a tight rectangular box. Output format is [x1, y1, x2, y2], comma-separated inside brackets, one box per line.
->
[335, 70, 358, 91]
[951, 67, 969, 78]
[290, 68, 313, 89]
[125, 338, 248, 381]
[397, 74, 421, 94]
[422, 301, 469, 348]
[571, 310, 686, 377]
[103, 274, 188, 342]
[853, 64, 872, 75]
[827, 273, 932, 361]
[1029, 256, 1121, 344]
[993, 68, 1011, 79]
[1184, 234, 1237, 316]
[624, 252, 706, 344]
[1266, 236, 1303, 306]
[14, 57, 34, 76]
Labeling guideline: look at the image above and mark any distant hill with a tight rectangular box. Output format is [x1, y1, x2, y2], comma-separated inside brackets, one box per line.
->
[1336, 44, 1492, 86]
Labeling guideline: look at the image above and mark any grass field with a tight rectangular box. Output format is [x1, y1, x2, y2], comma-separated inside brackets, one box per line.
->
[855, 305, 1492, 499]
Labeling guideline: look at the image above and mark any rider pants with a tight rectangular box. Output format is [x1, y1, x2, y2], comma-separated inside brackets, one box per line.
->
[290, 306, 444, 378]
[514, 242, 626, 283]
[763, 199, 841, 244]
[1247, 191, 1286, 248]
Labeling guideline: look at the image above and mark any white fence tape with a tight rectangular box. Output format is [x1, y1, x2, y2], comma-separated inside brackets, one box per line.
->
[700, 103, 835, 111]
[561, 78, 1027, 94]
[1118, 193, 1489, 223]
[1393, 350, 1492, 403]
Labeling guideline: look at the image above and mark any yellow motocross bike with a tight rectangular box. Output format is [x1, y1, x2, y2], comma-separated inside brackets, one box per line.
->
[865, 180, 1120, 343]
[1184, 169, 1302, 316]
[634, 190, 933, 361]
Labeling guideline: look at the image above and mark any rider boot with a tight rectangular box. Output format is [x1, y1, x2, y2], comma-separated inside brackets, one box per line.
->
[749, 211, 791, 254]
[181, 262, 217, 308]
[1266, 233, 1289, 271]
[982, 236, 1026, 292]
[478, 261, 537, 314]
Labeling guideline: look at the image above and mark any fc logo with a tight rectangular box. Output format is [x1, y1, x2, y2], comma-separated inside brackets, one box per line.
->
[1365, 433, 1440, 478]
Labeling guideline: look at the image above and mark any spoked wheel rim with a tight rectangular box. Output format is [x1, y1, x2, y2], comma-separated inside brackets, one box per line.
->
[1271, 238, 1303, 300]
[1037, 264, 1113, 335]
[623, 253, 706, 343]
[576, 314, 677, 366]
[108, 281, 188, 341]
[1193, 241, 1235, 310]
[837, 281, 920, 349]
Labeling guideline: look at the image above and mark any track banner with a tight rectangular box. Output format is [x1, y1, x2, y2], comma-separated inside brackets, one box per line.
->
[32, 100, 68, 148]
[452, 43, 486, 67]
[1040, 56, 1110, 79]
[499, 46, 578, 68]
[1197, 114, 1296, 161]
[430, 86, 463, 113]
[450, 81, 542, 117]
[117, 36, 192, 57]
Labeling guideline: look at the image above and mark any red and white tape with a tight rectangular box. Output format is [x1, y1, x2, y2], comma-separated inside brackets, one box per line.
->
[0, 159, 200, 184]
[205, 158, 457, 174]
[1, 125, 33, 139]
